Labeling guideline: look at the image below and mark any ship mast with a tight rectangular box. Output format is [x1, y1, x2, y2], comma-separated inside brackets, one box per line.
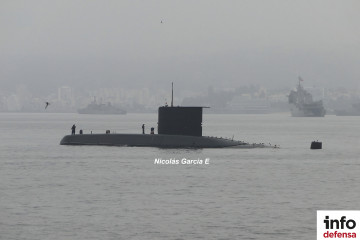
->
[171, 82, 174, 107]
[298, 76, 303, 87]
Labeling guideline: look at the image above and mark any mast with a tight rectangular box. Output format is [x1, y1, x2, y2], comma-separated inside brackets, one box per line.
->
[298, 76, 304, 87]
[171, 82, 174, 107]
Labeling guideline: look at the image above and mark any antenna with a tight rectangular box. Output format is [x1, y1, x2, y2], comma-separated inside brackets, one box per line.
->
[171, 82, 173, 107]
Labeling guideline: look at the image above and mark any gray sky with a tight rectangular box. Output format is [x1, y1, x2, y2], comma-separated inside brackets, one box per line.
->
[1, 0, 360, 94]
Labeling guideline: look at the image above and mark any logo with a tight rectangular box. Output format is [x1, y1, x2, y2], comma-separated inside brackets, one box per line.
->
[317, 211, 360, 239]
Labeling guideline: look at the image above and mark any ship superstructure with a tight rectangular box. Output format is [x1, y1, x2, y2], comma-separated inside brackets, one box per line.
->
[288, 78, 326, 117]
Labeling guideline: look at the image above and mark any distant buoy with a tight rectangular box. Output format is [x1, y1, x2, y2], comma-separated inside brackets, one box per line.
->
[311, 141, 322, 149]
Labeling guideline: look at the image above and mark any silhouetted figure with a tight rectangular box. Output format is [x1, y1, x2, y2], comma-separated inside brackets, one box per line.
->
[142, 124, 145, 134]
[45, 102, 50, 109]
[71, 124, 76, 135]
[151, 127, 154, 134]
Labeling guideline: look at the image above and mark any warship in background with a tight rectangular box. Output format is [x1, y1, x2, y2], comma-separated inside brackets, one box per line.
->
[78, 98, 126, 115]
[288, 78, 326, 117]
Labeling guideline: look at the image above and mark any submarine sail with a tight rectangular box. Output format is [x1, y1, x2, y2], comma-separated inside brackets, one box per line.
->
[158, 106, 204, 137]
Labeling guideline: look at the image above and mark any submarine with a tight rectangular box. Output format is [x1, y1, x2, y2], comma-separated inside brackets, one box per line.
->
[60, 84, 275, 148]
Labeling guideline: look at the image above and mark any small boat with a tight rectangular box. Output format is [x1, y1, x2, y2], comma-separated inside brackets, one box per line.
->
[77, 98, 126, 115]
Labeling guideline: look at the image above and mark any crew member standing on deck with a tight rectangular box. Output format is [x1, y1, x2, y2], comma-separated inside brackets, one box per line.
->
[142, 124, 145, 134]
[71, 124, 76, 135]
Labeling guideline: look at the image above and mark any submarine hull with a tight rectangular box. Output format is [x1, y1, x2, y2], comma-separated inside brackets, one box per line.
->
[60, 133, 269, 148]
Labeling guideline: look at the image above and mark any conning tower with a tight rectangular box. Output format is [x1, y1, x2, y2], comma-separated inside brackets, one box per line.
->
[158, 106, 204, 136]
[157, 82, 206, 137]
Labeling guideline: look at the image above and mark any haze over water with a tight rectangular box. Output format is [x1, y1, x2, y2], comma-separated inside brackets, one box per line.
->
[1, 1, 360, 94]
[1, 113, 359, 239]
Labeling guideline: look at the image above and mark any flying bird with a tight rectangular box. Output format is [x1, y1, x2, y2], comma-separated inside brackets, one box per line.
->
[45, 102, 50, 109]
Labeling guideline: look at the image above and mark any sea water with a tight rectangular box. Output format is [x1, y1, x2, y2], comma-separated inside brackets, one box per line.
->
[0, 112, 359, 240]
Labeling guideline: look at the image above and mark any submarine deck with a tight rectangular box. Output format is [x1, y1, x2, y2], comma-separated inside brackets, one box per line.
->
[60, 133, 272, 148]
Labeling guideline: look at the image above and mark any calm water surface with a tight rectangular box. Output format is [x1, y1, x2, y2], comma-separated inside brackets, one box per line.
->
[0, 113, 359, 240]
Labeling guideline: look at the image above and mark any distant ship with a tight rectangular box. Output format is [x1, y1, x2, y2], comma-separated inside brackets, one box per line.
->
[78, 98, 126, 115]
[288, 78, 326, 117]
[335, 103, 360, 116]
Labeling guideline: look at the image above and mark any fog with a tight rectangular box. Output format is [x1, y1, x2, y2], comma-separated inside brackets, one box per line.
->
[1, 0, 360, 95]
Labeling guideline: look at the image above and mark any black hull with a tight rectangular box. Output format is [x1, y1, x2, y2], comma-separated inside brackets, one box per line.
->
[60, 133, 272, 149]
